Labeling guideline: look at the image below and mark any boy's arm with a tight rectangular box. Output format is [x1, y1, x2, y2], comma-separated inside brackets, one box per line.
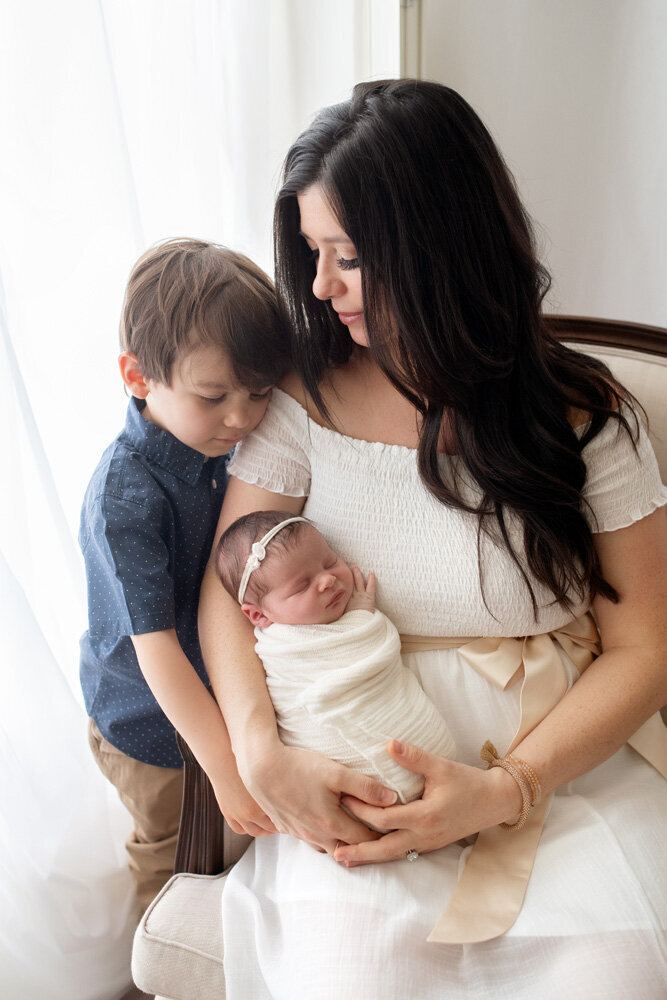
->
[130, 629, 276, 837]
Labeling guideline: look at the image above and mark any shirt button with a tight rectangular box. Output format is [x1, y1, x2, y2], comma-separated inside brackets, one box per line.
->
[212, 479, 217, 490]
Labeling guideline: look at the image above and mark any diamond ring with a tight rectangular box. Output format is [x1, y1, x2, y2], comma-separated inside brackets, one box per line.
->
[405, 849, 419, 862]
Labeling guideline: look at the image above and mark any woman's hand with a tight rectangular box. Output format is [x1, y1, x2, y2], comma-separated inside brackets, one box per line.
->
[241, 742, 399, 853]
[334, 739, 522, 866]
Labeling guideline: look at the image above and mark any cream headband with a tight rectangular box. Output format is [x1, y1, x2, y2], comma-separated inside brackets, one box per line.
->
[237, 517, 309, 604]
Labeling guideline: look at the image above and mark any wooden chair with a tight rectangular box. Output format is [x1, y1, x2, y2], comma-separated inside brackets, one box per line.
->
[132, 315, 667, 999]
[173, 731, 245, 877]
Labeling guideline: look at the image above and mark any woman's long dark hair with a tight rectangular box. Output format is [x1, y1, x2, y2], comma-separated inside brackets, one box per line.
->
[275, 79, 638, 618]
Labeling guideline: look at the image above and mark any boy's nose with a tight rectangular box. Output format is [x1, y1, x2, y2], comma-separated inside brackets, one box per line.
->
[224, 407, 249, 429]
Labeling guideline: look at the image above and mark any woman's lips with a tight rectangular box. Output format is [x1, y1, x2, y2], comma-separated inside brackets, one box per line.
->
[336, 311, 363, 326]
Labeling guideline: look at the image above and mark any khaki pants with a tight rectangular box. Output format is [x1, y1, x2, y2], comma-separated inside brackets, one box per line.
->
[88, 718, 183, 912]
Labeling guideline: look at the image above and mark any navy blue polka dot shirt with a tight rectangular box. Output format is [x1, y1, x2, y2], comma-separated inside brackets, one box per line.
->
[79, 397, 229, 767]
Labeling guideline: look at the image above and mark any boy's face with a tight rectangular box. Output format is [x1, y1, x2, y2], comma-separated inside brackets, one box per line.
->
[141, 344, 272, 457]
[243, 526, 354, 627]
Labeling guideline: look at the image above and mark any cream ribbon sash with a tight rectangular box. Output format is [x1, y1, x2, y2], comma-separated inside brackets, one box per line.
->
[399, 612, 667, 944]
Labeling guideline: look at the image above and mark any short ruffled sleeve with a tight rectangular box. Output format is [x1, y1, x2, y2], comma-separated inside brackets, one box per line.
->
[227, 389, 311, 497]
[579, 406, 667, 532]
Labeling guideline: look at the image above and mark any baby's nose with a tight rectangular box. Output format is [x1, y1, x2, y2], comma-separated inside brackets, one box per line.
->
[317, 574, 336, 592]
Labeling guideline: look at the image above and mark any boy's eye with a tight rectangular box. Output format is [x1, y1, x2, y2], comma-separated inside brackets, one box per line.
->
[250, 388, 273, 401]
[336, 255, 359, 271]
[201, 394, 226, 405]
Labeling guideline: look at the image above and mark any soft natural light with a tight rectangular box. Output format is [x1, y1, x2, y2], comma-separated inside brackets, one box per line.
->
[3, 2, 665, 997]
[0, 3, 399, 996]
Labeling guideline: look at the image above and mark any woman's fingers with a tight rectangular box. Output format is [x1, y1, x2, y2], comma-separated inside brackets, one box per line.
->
[386, 738, 433, 773]
[245, 746, 397, 849]
[339, 795, 411, 831]
[334, 831, 418, 867]
[286, 768, 392, 846]
[334, 814, 383, 845]
[338, 767, 398, 808]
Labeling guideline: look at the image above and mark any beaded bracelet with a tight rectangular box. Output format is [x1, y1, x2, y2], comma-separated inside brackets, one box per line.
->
[480, 740, 542, 831]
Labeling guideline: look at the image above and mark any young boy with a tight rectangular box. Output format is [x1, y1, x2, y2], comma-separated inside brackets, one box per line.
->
[79, 239, 289, 910]
[215, 511, 456, 804]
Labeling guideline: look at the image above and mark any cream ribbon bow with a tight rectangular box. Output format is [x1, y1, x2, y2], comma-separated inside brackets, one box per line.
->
[400, 612, 667, 944]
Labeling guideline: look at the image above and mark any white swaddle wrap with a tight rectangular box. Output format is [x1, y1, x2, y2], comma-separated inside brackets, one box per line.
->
[256, 609, 456, 803]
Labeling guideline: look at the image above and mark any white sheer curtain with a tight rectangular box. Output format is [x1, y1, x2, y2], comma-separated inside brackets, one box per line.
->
[0, 2, 399, 996]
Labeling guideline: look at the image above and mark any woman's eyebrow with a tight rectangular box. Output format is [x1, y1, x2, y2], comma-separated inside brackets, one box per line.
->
[298, 229, 354, 244]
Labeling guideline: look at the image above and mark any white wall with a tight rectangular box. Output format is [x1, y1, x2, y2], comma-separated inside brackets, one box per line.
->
[418, 0, 667, 327]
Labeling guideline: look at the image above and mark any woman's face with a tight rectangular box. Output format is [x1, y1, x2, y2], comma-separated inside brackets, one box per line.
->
[297, 184, 367, 347]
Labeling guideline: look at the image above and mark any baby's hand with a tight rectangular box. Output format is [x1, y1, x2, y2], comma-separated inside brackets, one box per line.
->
[345, 566, 376, 613]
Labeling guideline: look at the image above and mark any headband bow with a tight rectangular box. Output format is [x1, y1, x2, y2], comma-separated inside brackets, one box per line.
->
[237, 517, 309, 603]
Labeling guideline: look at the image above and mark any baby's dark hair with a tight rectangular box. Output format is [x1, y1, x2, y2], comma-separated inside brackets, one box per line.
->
[216, 510, 310, 605]
[120, 237, 290, 388]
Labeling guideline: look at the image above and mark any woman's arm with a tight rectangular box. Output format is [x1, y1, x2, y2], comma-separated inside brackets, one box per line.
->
[198, 475, 399, 849]
[517, 504, 667, 786]
[335, 506, 667, 864]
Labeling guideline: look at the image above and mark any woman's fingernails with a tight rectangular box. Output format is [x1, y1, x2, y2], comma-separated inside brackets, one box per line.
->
[381, 788, 398, 804]
[392, 740, 405, 754]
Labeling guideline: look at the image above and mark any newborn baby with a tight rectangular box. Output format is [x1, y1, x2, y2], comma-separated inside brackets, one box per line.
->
[215, 510, 456, 802]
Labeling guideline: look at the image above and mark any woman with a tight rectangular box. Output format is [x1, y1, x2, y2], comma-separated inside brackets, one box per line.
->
[199, 80, 667, 998]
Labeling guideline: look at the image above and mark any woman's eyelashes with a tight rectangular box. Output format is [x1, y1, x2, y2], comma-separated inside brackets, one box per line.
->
[303, 245, 359, 271]
[336, 255, 359, 271]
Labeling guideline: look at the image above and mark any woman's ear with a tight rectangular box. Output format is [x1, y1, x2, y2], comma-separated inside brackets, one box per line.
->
[241, 603, 274, 630]
[119, 352, 151, 398]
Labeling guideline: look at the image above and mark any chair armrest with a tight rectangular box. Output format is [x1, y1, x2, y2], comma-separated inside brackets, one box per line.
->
[174, 732, 227, 875]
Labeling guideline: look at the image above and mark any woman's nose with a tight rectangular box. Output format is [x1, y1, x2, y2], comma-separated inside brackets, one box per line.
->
[312, 257, 344, 302]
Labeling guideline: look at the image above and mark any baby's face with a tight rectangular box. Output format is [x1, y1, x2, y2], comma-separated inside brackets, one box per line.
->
[254, 526, 354, 626]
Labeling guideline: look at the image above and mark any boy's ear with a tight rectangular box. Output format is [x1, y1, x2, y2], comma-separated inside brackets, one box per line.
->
[241, 603, 274, 630]
[119, 352, 151, 399]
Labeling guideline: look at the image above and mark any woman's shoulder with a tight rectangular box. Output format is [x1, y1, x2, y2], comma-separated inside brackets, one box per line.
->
[277, 372, 327, 426]
[566, 378, 624, 430]
[576, 400, 666, 532]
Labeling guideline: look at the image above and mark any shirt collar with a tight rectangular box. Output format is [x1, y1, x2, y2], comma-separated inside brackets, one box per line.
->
[120, 397, 227, 485]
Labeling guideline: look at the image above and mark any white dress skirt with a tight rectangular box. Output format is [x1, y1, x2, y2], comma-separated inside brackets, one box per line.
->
[221, 389, 667, 1000]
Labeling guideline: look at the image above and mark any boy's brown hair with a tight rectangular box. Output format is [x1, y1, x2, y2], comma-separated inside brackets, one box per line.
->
[120, 238, 290, 387]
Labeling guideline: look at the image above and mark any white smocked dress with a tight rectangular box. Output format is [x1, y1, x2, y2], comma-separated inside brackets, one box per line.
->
[222, 389, 667, 1000]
